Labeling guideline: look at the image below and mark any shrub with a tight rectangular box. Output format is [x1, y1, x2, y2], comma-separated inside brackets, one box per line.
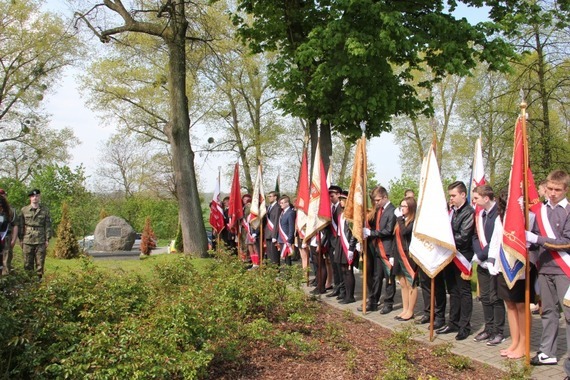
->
[0, 251, 314, 379]
[140, 216, 156, 255]
[53, 202, 80, 259]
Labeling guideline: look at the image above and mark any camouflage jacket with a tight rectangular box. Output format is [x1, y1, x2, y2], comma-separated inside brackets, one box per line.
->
[19, 204, 51, 245]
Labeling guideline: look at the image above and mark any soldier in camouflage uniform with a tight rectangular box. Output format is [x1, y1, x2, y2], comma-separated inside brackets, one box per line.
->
[19, 189, 51, 278]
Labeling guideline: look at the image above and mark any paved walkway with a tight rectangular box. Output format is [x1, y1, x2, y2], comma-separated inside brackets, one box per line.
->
[303, 270, 567, 380]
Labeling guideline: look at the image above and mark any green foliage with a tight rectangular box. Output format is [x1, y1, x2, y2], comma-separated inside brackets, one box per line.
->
[380, 324, 419, 380]
[0, 252, 314, 378]
[0, 178, 28, 210]
[231, 0, 515, 140]
[174, 222, 184, 252]
[388, 175, 419, 203]
[30, 164, 90, 230]
[502, 358, 533, 380]
[53, 203, 80, 259]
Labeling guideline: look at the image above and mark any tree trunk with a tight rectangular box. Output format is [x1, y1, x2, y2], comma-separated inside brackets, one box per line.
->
[165, 14, 208, 257]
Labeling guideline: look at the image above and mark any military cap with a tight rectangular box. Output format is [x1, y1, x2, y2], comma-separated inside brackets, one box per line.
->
[339, 191, 348, 199]
[28, 189, 41, 197]
[328, 185, 342, 194]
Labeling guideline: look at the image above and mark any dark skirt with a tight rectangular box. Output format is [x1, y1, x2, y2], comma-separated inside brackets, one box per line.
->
[393, 250, 419, 286]
[497, 265, 537, 303]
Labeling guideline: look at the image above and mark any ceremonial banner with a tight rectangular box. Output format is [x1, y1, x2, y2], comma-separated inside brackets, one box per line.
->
[500, 117, 527, 288]
[295, 148, 310, 239]
[344, 136, 367, 245]
[469, 136, 486, 207]
[227, 163, 243, 234]
[249, 165, 266, 230]
[304, 139, 331, 242]
[409, 145, 456, 278]
[209, 171, 225, 234]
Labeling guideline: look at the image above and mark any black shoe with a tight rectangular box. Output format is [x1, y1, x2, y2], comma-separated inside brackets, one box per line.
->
[396, 314, 414, 321]
[336, 292, 346, 300]
[326, 289, 340, 297]
[357, 303, 378, 312]
[338, 297, 356, 304]
[432, 320, 445, 330]
[436, 325, 458, 334]
[473, 331, 492, 342]
[415, 315, 430, 325]
[379, 305, 393, 315]
[310, 288, 325, 295]
[309, 279, 317, 286]
[455, 329, 470, 341]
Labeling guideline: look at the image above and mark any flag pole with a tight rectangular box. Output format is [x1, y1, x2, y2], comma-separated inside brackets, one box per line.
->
[259, 164, 265, 269]
[520, 91, 531, 365]
[429, 119, 438, 342]
[360, 121, 368, 314]
[217, 166, 222, 252]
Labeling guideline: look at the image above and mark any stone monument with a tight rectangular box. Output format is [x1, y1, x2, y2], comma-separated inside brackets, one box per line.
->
[93, 216, 136, 251]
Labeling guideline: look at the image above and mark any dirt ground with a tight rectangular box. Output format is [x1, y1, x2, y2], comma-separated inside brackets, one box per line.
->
[209, 302, 505, 380]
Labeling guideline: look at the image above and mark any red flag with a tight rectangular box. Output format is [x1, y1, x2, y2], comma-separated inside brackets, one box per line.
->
[295, 148, 310, 239]
[500, 116, 527, 287]
[228, 163, 243, 234]
[209, 172, 225, 234]
[304, 138, 331, 242]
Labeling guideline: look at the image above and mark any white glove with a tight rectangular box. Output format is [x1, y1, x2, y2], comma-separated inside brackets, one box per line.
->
[348, 251, 354, 261]
[394, 208, 402, 218]
[526, 231, 538, 244]
[389, 257, 394, 266]
[251, 233, 257, 238]
[301, 243, 307, 249]
[363, 227, 371, 238]
[488, 265, 499, 276]
[272, 238, 277, 243]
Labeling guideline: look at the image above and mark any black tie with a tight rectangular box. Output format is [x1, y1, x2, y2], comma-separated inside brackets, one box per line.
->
[482, 210, 487, 227]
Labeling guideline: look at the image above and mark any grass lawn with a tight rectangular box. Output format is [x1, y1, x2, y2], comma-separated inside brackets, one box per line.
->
[9, 242, 212, 279]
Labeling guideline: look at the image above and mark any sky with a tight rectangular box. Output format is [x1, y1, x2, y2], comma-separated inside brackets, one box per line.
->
[40, 1, 490, 193]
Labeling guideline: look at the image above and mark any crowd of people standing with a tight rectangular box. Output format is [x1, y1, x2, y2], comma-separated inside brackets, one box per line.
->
[219, 168, 570, 378]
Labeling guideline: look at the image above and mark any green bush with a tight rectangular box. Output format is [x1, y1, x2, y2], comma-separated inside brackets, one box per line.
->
[0, 251, 313, 379]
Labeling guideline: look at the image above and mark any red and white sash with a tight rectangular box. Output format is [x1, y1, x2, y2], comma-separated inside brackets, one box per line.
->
[242, 215, 256, 243]
[535, 204, 570, 278]
[338, 213, 352, 265]
[278, 211, 292, 258]
[267, 204, 276, 232]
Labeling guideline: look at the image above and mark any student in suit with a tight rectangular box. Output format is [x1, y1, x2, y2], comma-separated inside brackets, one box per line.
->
[264, 191, 280, 265]
[336, 191, 358, 304]
[276, 195, 296, 266]
[472, 185, 506, 346]
[362, 186, 396, 314]
[326, 185, 345, 299]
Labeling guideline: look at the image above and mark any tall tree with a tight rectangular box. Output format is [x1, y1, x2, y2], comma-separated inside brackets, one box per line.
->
[493, 0, 570, 176]
[0, 0, 78, 141]
[230, 0, 515, 170]
[75, 0, 215, 256]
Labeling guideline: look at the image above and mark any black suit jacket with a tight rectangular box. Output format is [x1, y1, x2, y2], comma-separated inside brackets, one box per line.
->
[369, 202, 396, 257]
[263, 202, 280, 240]
[472, 203, 498, 263]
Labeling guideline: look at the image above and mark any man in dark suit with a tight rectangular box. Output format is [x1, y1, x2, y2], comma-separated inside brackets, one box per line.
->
[437, 181, 475, 341]
[276, 195, 296, 266]
[362, 186, 396, 314]
[264, 191, 280, 265]
[326, 185, 345, 299]
[472, 184, 505, 346]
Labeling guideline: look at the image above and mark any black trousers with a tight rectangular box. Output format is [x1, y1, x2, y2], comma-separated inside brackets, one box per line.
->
[444, 264, 473, 331]
[329, 244, 344, 293]
[419, 267, 446, 324]
[366, 243, 395, 306]
[266, 239, 279, 265]
[477, 265, 505, 335]
[341, 264, 355, 300]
